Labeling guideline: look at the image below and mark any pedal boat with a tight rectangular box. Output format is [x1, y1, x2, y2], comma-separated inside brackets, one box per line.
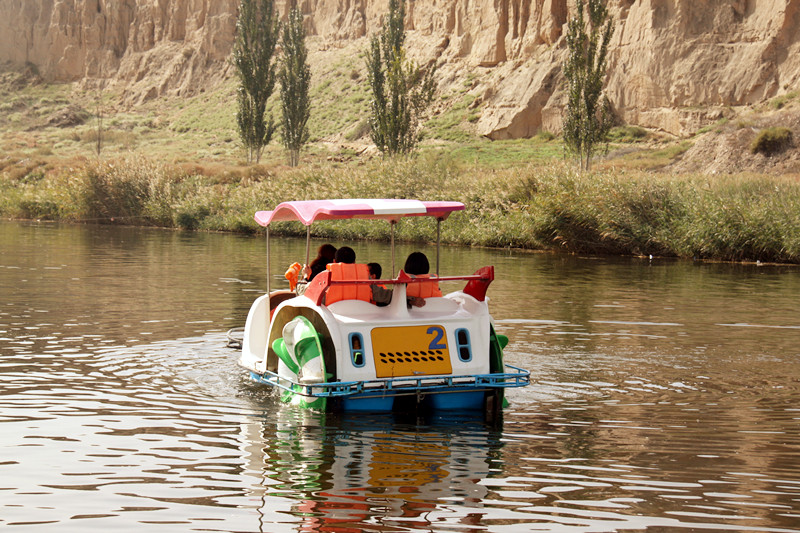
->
[239, 199, 530, 413]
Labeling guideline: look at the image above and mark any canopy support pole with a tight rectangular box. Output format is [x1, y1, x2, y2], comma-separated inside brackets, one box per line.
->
[305, 225, 311, 267]
[436, 218, 442, 276]
[391, 221, 397, 276]
[266, 226, 271, 296]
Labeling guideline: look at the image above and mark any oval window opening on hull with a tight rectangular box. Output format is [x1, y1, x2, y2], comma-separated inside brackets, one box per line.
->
[455, 328, 472, 362]
[349, 333, 365, 367]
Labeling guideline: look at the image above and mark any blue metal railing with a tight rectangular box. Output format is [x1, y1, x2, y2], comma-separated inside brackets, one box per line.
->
[250, 364, 530, 399]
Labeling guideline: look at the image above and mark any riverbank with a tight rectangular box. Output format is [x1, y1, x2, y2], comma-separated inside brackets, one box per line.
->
[2, 155, 799, 264]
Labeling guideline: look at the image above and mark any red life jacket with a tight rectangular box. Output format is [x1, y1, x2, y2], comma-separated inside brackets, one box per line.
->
[406, 274, 442, 299]
[325, 263, 372, 305]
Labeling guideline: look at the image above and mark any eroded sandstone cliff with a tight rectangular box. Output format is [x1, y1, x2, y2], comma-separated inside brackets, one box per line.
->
[1, 0, 799, 138]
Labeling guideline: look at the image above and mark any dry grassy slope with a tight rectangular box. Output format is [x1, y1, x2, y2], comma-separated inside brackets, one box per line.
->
[1, 0, 799, 175]
[2, 1, 800, 136]
[670, 105, 800, 175]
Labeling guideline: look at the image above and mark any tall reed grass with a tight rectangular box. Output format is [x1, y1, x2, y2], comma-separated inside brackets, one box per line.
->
[2, 156, 799, 263]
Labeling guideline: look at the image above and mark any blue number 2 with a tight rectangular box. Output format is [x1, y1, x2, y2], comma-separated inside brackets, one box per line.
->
[426, 326, 446, 350]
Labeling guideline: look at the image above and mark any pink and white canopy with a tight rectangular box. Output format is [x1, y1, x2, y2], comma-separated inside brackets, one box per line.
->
[255, 199, 464, 226]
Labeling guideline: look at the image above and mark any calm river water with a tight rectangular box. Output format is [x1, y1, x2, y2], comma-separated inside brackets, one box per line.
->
[2, 220, 800, 532]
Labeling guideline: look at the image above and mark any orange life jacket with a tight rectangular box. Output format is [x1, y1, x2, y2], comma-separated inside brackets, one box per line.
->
[284, 262, 302, 291]
[325, 263, 372, 305]
[406, 274, 442, 299]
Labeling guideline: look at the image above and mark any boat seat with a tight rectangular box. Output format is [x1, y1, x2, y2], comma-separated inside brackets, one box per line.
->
[326, 298, 384, 319]
[406, 296, 460, 316]
[269, 290, 296, 320]
[325, 263, 372, 305]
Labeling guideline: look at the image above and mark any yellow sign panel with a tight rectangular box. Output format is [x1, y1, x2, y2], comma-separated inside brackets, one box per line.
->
[371, 325, 452, 378]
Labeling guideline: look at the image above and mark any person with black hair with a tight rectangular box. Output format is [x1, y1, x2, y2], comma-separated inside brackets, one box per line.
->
[367, 262, 382, 279]
[403, 252, 441, 305]
[295, 243, 337, 295]
[367, 262, 391, 306]
[334, 246, 356, 264]
[403, 251, 429, 276]
[326, 247, 392, 305]
[306, 243, 337, 280]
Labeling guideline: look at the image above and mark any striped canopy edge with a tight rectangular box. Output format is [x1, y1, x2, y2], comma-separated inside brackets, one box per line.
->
[254, 199, 465, 226]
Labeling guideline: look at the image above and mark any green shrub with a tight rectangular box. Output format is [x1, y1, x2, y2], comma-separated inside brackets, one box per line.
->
[18, 198, 60, 220]
[609, 125, 648, 142]
[81, 159, 177, 224]
[344, 119, 370, 141]
[751, 127, 794, 155]
[769, 91, 797, 110]
[175, 205, 211, 230]
[3, 154, 800, 263]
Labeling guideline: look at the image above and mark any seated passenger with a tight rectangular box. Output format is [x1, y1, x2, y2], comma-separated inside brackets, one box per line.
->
[367, 262, 391, 307]
[305, 243, 337, 281]
[333, 246, 356, 264]
[325, 247, 392, 306]
[367, 262, 382, 280]
[404, 252, 441, 305]
[296, 243, 337, 296]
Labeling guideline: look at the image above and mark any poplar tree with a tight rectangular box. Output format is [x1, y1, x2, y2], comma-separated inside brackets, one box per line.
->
[563, 0, 615, 171]
[279, 7, 311, 167]
[366, 0, 435, 155]
[233, 0, 280, 164]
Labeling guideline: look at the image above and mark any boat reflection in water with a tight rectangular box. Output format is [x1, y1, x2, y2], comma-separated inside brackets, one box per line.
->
[238, 407, 501, 532]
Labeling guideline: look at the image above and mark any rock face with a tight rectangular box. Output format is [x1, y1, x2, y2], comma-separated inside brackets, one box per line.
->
[0, 0, 240, 104]
[2, 0, 799, 138]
